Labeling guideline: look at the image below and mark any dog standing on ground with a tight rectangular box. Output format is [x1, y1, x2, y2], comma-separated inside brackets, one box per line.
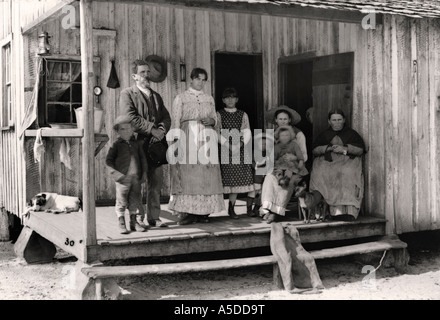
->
[27, 192, 82, 214]
[294, 182, 329, 223]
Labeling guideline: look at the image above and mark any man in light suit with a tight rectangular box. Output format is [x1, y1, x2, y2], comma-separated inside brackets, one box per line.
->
[119, 59, 171, 227]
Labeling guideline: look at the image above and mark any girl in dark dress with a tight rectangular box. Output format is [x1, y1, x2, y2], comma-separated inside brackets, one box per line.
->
[217, 88, 256, 219]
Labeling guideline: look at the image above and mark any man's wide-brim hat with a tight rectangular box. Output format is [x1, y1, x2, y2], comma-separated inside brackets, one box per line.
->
[265, 105, 301, 125]
[145, 55, 167, 83]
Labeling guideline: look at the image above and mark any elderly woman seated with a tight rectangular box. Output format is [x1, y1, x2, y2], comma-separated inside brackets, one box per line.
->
[309, 109, 366, 221]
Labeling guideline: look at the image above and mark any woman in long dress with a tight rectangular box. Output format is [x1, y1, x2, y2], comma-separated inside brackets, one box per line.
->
[309, 109, 365, 220]
[168, 68, 226, 225]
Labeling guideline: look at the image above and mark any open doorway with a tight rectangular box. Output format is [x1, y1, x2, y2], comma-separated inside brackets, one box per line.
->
[279, 52, 354, 167]
[213, 52, 264, 130]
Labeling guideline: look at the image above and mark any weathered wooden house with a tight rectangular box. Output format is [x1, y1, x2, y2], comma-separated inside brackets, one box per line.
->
[1, 0, 440, 297]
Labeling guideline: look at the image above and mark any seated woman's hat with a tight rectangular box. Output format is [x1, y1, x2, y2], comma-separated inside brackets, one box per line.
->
[265, 105, 301, 125]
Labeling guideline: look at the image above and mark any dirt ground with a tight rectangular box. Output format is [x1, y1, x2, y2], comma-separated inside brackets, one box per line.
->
[1, 231, 440, 300]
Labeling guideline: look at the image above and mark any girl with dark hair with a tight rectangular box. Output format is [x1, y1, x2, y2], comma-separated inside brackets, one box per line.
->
[216, 88, 256, 219]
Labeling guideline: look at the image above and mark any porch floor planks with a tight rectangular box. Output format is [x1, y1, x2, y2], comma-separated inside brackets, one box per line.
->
[24, 200, 387, 260]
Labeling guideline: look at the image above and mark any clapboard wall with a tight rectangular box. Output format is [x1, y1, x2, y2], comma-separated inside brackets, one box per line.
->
[0, 1, 439, 233]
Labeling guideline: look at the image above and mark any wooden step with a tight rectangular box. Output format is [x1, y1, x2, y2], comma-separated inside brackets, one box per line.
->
[82, 237, 407, 280]
[311, 237, 407, 260]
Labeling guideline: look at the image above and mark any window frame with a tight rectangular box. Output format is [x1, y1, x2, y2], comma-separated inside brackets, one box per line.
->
[41, 58, 82, 126]
[0, 34, 13, 130]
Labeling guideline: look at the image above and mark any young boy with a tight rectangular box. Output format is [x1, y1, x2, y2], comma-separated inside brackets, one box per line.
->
[273, 126, 308, 188]
[106, 115, 148, 234]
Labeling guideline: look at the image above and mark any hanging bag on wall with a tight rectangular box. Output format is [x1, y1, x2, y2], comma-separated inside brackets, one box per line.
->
[106, 60, 120, 89]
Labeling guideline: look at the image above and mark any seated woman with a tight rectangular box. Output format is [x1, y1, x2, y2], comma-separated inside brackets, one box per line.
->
[309, 109, 366, 221]
[260, 126, 308, 224]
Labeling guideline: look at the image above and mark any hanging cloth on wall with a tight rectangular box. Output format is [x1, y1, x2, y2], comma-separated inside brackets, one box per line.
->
[106, 60, 120, 88]
[34, 128, 45, 164]
[19, 58, 42, 138]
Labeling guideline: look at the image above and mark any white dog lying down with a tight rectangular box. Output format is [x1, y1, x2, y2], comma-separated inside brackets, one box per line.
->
[27, 192, 82, 214]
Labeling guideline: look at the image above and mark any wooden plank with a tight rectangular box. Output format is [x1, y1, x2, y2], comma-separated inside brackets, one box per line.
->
[92, 0, 379, 25]
[311, 238, 407, 260]
[183, 8, 196, 78]
[83, 255, 277, 279]
[414, 19, 431, 231]
[250, 14, 262, 53]
[428, 19, 439, 230]
[80, 0, 97, 248]
[390, 15, 401, 233]
[224, 12, 239, 52]
[94, 1, 109, 29]
[114, 3, 129, 90]
[208, 11, 223, 52]
[382, 15, 396, 234]
[366, 23, 386, 219]
[24, 212, 86, 261]
[83, 237, 405, 280]
[261, 15, 271, 120]
[238, 13, 252, 53]
[297, 18, 306, 53]
[395, 16, 413, 233]
[306, 19, 317, 52]
[189, 232, 211, 239]
[410, 19, 419, 231]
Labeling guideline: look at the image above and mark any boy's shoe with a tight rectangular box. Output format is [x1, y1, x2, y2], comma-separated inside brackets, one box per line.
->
[148, 219, 168, 228]
[130, 215, 147, 232]
[118, 216, 130, 234]
[136, 215, 149, 229]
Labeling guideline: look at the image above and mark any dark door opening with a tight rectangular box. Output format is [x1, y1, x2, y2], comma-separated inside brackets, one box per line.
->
[280, 61, 314, 165]
[213, 52, 264, 131]
[280, 52, 354, 167]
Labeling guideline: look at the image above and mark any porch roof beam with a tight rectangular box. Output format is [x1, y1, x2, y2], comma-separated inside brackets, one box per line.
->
[92, 0, 382, 24]
[21, 0, 77, 35]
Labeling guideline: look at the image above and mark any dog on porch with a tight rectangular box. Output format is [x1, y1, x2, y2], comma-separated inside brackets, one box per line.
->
[294, 181, 329, 224]
[26, 192, 82, 214]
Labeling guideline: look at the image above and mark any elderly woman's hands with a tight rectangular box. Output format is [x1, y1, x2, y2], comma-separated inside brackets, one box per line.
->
[332, 145, 348, 155]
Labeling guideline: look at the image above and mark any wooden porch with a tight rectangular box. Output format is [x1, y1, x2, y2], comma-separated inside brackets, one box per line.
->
[22, 199, 387, 263]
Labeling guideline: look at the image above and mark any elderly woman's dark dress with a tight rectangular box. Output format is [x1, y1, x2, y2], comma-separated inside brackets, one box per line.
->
[310, 123, 365, 219]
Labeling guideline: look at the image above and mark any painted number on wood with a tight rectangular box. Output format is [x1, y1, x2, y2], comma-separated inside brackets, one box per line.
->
[65, 238, 75, 247]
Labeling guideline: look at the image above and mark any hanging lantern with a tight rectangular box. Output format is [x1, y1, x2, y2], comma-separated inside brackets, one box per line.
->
[38, 32, 51, 55]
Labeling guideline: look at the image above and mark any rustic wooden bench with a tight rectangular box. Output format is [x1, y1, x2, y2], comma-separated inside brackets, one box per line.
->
[81, 236, 408, 299]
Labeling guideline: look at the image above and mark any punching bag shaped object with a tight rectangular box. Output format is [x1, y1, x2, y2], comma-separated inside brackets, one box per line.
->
[107, 60, 120, 89]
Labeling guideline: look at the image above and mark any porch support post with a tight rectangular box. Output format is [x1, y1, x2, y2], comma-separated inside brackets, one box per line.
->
[80, 0, 97, 247]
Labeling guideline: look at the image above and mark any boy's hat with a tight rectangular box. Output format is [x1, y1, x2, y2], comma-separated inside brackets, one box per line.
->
[274, 125, 296, 140]
[113, 115, 133, 131]
[266, 105, 301, 125]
